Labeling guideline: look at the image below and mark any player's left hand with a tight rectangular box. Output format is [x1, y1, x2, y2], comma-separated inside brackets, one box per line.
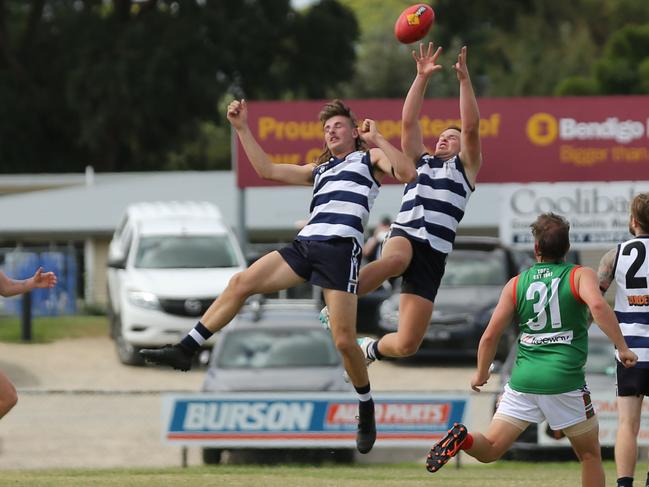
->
[452, 46, 470, 82]
[358, 118, 379, 143]
[32, 267, 57, 289]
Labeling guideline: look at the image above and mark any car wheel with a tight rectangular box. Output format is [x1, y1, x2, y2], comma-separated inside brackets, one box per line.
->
[114, 316, 145, 366]
[202, 448, 223, 465]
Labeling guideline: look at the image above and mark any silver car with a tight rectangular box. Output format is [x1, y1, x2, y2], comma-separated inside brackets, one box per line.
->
[201, 299, 353, 464]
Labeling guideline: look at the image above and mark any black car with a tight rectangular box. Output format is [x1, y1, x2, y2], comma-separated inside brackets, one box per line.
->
[377, 237, 532, 360]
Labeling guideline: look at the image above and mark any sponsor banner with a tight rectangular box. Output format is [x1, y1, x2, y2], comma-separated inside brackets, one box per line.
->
[162, 392, 468, 448]
[538, 391, 649, 447]
[236, 96, 649, 188]
[500, 182, 645, 250]
[520, 331, 574, 346]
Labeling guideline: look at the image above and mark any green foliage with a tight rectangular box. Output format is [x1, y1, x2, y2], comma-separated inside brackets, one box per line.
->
[555, 76, 600, 96]
[594, 24, 649, 94]
[0, 0, 359, 173]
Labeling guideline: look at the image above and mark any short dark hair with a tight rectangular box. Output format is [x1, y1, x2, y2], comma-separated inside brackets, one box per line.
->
[530, 213, 571, 261]
[631, 192, 649, 234]
[444, 125, 462, 133]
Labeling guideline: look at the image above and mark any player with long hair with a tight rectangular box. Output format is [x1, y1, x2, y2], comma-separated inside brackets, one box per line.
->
[141, 98, 416, 454]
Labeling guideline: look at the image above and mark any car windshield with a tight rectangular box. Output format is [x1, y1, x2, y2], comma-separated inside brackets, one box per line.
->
[441, 249, 509, 286]
[134, 235, 239, 269]
[217, 328, 340, 368]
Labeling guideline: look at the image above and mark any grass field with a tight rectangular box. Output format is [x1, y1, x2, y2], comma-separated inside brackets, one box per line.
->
[0, 461, 634, 486]
[0, 315, 107, 342]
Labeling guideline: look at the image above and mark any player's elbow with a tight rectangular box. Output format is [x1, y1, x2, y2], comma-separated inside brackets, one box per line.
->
[588, 299, 610, 320]
[395, 166, 417, 183]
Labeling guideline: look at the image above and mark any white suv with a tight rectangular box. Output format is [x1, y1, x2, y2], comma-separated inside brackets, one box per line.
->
[106, 201, 246, 366]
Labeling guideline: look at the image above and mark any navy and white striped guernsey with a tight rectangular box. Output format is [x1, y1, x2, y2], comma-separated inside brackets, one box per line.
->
[613, 236, 649, 368]
[297, 150, 380, 246]
[391, 153, 473, 254]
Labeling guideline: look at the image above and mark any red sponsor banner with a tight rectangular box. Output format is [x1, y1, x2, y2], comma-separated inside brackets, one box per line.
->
[236, 96, 649, 188]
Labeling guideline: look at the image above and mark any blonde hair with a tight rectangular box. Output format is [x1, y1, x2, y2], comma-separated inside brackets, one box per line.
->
[314, 99, 367, 165]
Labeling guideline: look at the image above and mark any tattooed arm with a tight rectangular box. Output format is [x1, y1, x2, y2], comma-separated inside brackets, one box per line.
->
[597, 248, 617, 294]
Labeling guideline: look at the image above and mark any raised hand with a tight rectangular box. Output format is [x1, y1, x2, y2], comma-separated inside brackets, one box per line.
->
[452, 46, 470, 82]
[411, 41, 443, 78]
[358, 118, 379, 143]
[32, 267, 57, 289]
[226, 99, 248, 130]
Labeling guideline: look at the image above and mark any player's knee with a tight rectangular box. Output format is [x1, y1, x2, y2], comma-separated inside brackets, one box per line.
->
[332, 334, 357, 356]
[228, 272, 255, 299]
[392, 337, 422, 357]
[0, 387, 18, 416]
[383, 254, 409, 276]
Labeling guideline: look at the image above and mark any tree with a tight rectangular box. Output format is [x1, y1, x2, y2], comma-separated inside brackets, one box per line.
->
[0, 0, 359, 173]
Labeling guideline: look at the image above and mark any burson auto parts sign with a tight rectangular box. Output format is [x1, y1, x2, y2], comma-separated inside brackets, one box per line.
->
[236, 97, 649, 188]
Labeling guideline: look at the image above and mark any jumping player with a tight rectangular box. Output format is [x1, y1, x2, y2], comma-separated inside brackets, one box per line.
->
[321, 43, 482, 368]
[598, 192, 649, 487]
[426, 213, 637, 487]
[140, 98, 416, 454]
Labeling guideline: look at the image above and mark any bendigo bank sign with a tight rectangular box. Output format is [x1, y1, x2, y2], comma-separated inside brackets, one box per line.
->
[236, 97, 649, 188]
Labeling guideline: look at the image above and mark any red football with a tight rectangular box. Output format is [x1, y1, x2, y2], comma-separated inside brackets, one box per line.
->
[394, 4, 435, 44]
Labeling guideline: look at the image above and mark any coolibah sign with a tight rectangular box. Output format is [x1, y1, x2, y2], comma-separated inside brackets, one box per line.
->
[162, 392, 468, 448]
[499, 182, 646, 249]
[235, 96, 649, 188]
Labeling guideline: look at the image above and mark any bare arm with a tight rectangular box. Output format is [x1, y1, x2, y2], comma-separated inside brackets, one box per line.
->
[454, 46, 482, 187]
[472, 277, 517, 392]
[359, 119, 416, 183]
[576, 267, 637, 367]
[227, 99, 314, 186]
[401, 42, 443, 160]
[597, 247, 617, 294]
[0, 268, 57, 297]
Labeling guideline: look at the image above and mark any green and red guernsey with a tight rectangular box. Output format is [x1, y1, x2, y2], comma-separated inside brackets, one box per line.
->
[509, 262, 590, 394]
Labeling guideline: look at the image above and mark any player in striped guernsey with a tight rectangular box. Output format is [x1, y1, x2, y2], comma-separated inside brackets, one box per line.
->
[321, 43, 483, 368]
[426, 213, 636, 487]
[141, 98, 416, 454]
[598, 192, 649, 487]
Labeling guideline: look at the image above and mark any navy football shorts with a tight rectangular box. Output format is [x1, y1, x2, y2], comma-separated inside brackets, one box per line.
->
[278, 238, 361, 293]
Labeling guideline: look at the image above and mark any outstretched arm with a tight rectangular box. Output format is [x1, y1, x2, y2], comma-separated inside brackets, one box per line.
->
[401, 42, 443, 160]
[454, 46, 482, 187]
[576, 267, 637, 367]
[227, 100, 314, 186]
[471, 277, 516, 392]
[0, 267, 57, 297]
[359, 119, 416, 183]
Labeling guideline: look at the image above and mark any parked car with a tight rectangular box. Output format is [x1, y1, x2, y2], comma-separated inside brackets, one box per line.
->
[378, 237, 530, 360]
[496, 324, 616, 459]
[201, 299, 353, 465]
[106, 201, 246, 366]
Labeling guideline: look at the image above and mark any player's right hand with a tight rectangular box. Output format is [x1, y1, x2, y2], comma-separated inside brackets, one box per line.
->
[227, 99, 248, 129]
[470, 369, 490, 392]
[411, 42, 443, 78]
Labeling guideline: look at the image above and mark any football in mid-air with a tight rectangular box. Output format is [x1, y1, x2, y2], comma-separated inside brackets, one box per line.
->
[394, 4, 435, 44]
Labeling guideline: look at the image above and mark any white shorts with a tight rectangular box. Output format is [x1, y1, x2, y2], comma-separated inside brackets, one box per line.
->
[496, 383, 596, 431]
